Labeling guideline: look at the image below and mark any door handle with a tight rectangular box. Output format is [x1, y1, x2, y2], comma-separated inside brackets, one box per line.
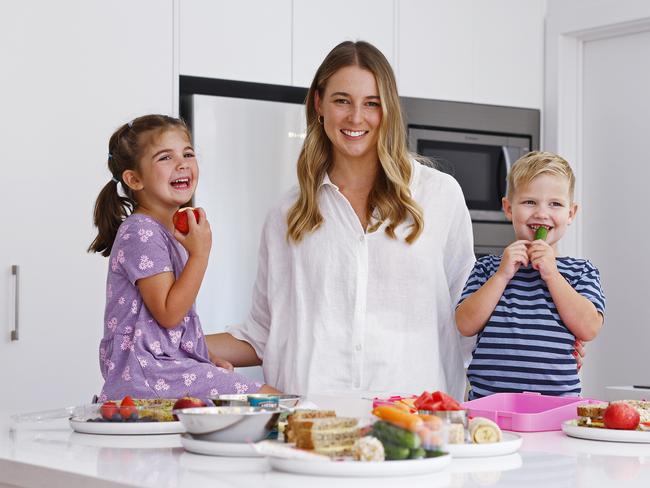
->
[501, 146, 513, 173]
[11, 265, 19, 341]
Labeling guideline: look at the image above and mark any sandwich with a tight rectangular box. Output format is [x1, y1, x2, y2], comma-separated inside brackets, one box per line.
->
[284, 410, 336, 443]
[293, 417, 359, 457]
[577, 402, 608, 428]
[577, 400, 650, 428]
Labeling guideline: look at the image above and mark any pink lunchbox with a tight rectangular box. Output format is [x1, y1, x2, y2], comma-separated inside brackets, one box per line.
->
[461, 392, 603, 432]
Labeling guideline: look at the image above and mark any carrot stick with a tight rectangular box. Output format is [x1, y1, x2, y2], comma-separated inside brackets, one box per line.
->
[372, 405, 424, 432]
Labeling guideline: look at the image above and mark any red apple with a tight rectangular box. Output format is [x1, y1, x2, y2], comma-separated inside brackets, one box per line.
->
[603, 403, 640, 430]
[172, 396, 206, 419]
[173, 207, 200, 234]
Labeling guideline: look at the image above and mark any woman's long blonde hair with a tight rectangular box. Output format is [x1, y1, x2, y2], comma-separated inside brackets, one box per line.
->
[286, 41, 424, 244]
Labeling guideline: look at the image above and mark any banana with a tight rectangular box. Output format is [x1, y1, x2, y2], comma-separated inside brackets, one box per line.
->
[469, 417, 502, 444]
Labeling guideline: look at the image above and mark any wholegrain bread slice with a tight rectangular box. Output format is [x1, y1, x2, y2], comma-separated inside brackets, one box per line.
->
[294, 417, 359, 455]
[285, 410, 336, 443]
[576, 402, 608, 419]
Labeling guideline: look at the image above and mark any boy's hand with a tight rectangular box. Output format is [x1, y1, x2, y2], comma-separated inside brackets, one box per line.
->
[497, 240, 530, 280]
[528, 239, 558, 281]
[174, 207, 212, 260]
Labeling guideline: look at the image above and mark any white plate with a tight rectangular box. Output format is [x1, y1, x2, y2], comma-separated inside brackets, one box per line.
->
[445, 432, 523, 458]
[68, 431, 182, 448]
[70, 418, 185, 435]
[450, 453, 523, 473]
[268, 452, 451, 477]
[562, 419, 650, 443]
[180, 433, 263, 457]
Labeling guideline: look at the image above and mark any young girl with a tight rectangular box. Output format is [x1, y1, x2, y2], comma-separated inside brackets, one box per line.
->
[88, 114, 279, 401]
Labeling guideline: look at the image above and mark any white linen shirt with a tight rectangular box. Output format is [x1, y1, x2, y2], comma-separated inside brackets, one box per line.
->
[229, 160, 476, 400]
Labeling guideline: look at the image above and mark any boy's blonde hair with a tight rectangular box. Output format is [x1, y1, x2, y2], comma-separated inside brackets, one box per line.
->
[506, 151, 575, 201]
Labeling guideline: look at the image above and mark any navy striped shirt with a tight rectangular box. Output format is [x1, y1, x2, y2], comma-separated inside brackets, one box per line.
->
[459, 255, 605, 400]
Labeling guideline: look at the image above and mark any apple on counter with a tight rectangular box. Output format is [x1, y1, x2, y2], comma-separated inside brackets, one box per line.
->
[603, 403, 640, 430]
[172, 396, 207, 420]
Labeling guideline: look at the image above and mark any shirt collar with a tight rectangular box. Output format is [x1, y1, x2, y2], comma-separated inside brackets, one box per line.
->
[320, 159, 419, 190]
[320, 171, 339, 190]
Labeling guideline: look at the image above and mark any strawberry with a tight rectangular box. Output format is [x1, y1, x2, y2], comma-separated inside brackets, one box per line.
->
[119, 395, 138, 420]
[100, 401, 119, 420]
[603, 403, 640, 430]
[173, 208, 201, 234]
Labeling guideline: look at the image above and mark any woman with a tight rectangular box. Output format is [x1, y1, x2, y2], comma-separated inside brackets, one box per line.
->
[206, 41, 475, 400]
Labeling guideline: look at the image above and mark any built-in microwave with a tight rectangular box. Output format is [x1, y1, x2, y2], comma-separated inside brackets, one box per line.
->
[408, 127, 531, 222]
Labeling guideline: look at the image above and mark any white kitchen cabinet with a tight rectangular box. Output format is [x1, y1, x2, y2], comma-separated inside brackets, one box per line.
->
[471, 0, 544, 108]
[180, 0, 292, 85]
[0, 1, 175, 412]
[292, 0, 395, 88]
[397, 0, 474, 102]
[398, 0, 544, 108]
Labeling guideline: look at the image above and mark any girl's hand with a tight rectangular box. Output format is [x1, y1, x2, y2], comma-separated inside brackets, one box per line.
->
[496, 240, 530, 281]
[528, 240, 558, 281]
[174, 207, 212, 260]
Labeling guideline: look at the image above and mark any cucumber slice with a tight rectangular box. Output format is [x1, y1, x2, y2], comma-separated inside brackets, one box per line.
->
[382, 442, 410, 460]
[372, 421, 421, 449]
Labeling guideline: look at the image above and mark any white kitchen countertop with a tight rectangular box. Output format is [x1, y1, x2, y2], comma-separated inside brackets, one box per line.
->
[2, 395, 650, 488]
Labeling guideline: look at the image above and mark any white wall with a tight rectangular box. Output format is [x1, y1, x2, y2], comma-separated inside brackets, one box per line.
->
[545, 0, 650, 399]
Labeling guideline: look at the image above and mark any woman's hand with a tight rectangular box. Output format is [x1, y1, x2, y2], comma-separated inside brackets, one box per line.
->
[209, 351, 234, 371]
[574, 339, 586, 371]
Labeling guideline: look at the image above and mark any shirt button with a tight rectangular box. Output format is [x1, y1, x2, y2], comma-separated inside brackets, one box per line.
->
[355, 344, 362, 352]
[359, 235, 364, 242]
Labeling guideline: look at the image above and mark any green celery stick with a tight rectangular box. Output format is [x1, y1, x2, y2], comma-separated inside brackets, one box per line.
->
[534, 226, 548, 241]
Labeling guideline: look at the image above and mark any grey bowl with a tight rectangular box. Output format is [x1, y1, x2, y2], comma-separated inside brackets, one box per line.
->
[209, 393, 301, 408]
[174, 406, 281, 443]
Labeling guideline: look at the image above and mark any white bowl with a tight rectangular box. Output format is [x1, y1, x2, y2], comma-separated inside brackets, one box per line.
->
[174, 406, 281, 443]
[209, 393, 302, 408]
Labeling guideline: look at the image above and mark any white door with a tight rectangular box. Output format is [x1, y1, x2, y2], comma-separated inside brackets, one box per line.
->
[0, 1, 175, 413]
[545, 0, 650, 399]
[580, 30, 650, 397]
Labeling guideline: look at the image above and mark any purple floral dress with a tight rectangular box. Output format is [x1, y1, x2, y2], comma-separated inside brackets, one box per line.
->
[98, 214, 262, 401]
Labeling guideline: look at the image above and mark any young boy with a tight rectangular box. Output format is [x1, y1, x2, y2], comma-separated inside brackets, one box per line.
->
[456, 151, 605, 399]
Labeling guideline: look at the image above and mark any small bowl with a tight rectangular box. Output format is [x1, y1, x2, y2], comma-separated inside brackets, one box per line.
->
[174, 406, 281, 443]
[210, 393, 302, 409]
[419, 409, 468, 427]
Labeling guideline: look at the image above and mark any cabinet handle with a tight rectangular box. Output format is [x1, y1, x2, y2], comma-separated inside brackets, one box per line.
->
[11, 265, 19, 341]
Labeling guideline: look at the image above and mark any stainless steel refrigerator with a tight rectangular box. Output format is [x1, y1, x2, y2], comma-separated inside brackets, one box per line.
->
[181, 79, 307, 379]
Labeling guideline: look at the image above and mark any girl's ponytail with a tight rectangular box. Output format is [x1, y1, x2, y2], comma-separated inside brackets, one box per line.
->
[87, 178, 134, 256]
